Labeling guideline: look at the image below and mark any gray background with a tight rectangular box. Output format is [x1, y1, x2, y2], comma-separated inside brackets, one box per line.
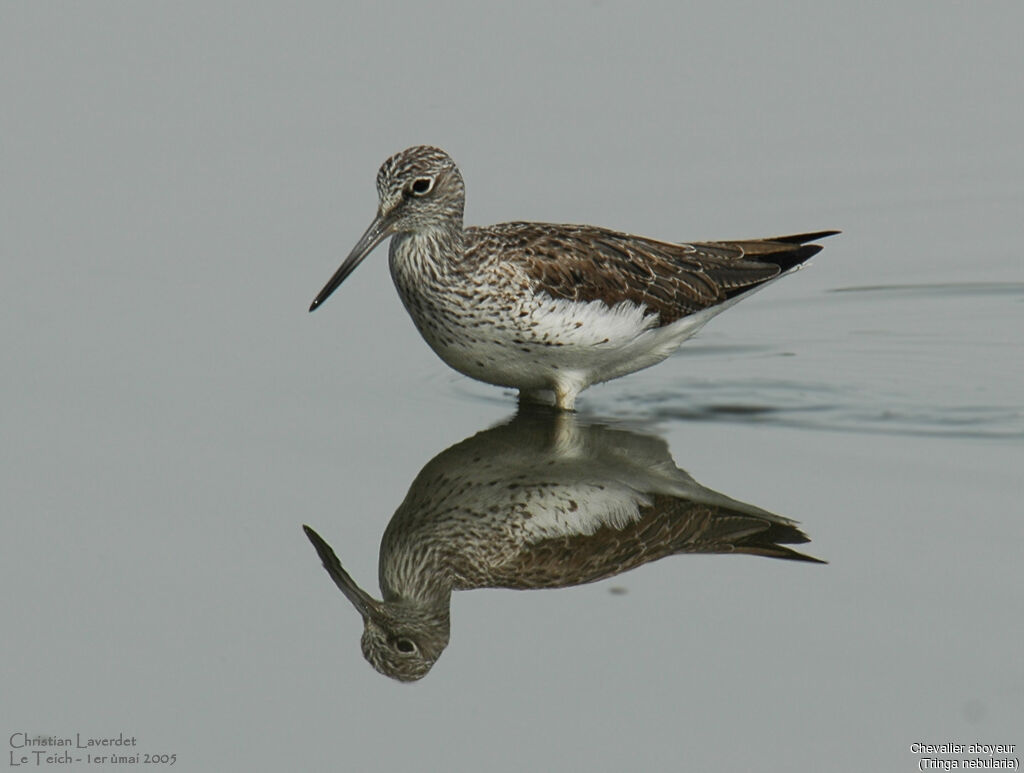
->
[3, 2, 1022, 771]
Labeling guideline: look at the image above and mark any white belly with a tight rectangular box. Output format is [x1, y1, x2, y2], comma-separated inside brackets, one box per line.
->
[396, 286, 732, 394]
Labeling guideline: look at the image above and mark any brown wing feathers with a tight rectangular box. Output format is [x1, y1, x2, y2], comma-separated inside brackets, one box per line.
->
[471, 225, 838, 326]
[484, 496, 822, 589]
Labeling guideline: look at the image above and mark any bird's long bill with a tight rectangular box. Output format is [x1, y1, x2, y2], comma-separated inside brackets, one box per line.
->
[309, 211, 393, 312]
[302, 525, 380, 621]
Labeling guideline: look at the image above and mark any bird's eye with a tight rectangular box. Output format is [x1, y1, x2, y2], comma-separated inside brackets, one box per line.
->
[409, 177, 433, 196]
[395, 638, 416, 654]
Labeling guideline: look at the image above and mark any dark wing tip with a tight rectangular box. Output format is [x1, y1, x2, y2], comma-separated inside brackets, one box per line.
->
[769, 230, 841, 245]
[753, 230, 840, 273]
[762, 243, 824, 274]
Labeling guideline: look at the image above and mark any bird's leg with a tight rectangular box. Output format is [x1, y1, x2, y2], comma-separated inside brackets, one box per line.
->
[553, 384, 577, 412]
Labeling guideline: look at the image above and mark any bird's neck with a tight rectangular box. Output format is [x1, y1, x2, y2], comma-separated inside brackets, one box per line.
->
[381, 569, 454, 608]
[390, 223, 465, 284]
[379, 528, 460, 607]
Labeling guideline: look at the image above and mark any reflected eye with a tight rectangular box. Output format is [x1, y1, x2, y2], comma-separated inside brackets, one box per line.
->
[409, 177, 433, 196]
[395, 638, 416, 654]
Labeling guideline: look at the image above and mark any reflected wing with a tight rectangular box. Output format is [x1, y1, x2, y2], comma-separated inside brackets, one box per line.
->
[484, 496, 823, 589]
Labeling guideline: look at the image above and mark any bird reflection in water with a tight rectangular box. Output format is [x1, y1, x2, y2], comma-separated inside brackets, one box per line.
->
[304, 408, 823, 682]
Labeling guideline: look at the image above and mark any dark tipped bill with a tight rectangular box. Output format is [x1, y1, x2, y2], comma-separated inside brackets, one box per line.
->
[309, 211, 393, 312]
[303, 525, 380, 620]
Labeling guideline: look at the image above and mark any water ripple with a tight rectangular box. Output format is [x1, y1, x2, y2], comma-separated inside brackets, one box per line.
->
[830, 281, 1024, 297]
[589, 380, 1024, 440]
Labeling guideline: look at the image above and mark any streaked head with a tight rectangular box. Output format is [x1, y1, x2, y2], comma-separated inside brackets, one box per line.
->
[358, 604, 451, 682]
[309, 146, 465, 311]
[303, 525, 450, 682]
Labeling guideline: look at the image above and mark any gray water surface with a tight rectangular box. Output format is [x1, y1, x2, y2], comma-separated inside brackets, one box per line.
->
[3, 3, 1022, 772]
